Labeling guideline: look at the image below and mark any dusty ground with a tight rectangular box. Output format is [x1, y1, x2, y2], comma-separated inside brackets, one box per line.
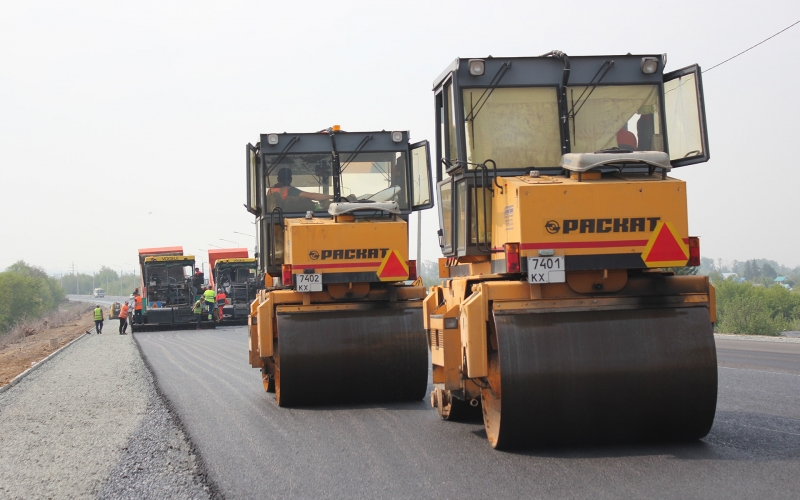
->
[0, 301, 97, 386]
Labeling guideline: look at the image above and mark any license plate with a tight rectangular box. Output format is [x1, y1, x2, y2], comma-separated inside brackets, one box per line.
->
[296, 273, 322, 292]
[527, 257, 565, 284]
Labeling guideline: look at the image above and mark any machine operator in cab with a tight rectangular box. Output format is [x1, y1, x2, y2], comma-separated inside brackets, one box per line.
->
[268, 168, 334, 204]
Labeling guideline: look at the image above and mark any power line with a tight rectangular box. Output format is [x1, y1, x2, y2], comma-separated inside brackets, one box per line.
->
[704, 20, 800, 73]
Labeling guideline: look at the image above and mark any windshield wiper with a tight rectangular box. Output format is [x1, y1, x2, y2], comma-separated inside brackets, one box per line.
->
[568, 60, 615, 142]
[265, 136, 301, 177]
[339, 135, 374, 173]
[464, 61, 512, 123]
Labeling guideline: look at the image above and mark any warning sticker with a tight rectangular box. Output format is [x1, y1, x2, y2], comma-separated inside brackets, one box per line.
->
[376, 250, 409, 281]
[641, 221, 689, 268]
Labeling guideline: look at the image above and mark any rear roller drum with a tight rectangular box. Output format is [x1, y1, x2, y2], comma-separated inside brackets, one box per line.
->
[481, 307, 718, 449]
[274, 307, 428, 407]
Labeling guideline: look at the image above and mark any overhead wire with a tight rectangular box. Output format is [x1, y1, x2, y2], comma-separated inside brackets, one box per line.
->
[703, 20, 800, 73]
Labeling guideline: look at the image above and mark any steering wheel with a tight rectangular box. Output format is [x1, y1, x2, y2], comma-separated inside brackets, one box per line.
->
[367, 185, 400, 202]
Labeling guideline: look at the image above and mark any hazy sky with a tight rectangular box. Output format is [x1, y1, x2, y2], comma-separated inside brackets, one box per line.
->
[2, 0, 799, 276]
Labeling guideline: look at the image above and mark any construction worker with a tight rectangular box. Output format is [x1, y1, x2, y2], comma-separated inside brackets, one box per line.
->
[118, 302, 130, 335]
[203, 286, 216, 321]
[193, 297, 204, 328]
[133, 290, 143, 325]
[193, 267, 204, 290]
[216, 288, 228, 321]
[93, 305, 104, 334]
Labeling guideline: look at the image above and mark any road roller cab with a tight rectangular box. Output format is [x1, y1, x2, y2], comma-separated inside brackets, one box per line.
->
[245, 126, 434, 406]
[425, 52, 718, 448]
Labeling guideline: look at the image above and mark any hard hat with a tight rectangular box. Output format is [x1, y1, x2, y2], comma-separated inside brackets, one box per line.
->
[277, 167, 292, 184]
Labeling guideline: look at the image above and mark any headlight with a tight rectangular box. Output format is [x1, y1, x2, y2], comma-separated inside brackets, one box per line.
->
[641, 57, 659, 74]
[391, 131, 403, 143]
[468, 59, 485, 76]
[267, 134, 279, 145]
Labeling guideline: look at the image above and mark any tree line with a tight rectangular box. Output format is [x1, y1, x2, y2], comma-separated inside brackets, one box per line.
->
[0, 261, 66, 334]
[56, 266, 139, 297]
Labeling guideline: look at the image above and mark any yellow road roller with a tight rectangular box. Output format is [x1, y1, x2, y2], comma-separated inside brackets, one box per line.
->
[424, 52, 717, 448]
[245, 126, 434, 406]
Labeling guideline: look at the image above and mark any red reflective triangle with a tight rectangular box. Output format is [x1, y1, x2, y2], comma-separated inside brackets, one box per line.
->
[645, 225, 687, 262]
[379, 251, 408, 278]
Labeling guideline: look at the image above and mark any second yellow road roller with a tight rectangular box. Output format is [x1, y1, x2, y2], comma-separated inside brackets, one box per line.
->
[245, 126, 434, 406]
[424, 52, 717, 448]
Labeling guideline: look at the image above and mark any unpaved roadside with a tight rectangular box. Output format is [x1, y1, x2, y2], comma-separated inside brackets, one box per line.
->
[0, 319, 212, 498]
[0, 301, 96, 386]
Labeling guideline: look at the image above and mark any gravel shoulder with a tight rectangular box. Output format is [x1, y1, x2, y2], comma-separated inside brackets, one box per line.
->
[0, 321, 213, 499]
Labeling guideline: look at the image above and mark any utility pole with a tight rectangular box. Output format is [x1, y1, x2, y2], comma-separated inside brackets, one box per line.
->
[72, 261, 78, 295]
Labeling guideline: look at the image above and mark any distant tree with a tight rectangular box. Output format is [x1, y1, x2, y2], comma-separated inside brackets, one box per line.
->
[762, 263, 778, 280]
[698, 257, 716, 275]
[751, 260, 762, 278]
[419, 260, 444, 288]
[743, 260, 753, 281]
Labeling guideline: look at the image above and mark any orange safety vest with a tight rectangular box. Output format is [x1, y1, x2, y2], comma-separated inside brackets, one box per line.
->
[268, 186, 290, 200]
[217, 292, 228, 306]
[134, 296, 143, 310]
[119, 304, 129, 317]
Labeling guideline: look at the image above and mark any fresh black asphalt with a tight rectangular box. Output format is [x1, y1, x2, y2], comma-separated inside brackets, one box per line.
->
[136, 329, 800, 499]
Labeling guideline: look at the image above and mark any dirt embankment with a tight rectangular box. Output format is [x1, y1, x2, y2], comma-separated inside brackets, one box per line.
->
[0, 301, 97, 386]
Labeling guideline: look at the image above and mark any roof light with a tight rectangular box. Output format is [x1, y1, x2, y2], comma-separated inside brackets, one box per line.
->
[391, 131, 403, 143]
[267, 134, 279, 145]
[331, 125, 341, 132]
[468, 59, 485, 76]
[641, 57, 659, 74]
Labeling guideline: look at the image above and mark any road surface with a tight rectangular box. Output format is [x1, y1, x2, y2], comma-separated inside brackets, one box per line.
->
[136, 328, 800, 499]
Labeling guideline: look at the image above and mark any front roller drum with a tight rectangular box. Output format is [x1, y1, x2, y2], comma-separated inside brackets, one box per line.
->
[482, 307, 718, 449]
[274, 306, 428, 406]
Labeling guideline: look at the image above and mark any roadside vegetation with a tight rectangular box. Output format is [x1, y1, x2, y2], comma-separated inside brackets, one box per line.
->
[0, 261, 66, 335]
[713, 279, 800, 335]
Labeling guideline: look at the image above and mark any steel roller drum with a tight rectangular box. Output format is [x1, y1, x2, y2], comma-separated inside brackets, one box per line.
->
[483, 306, 717, 448]
[275, 306, 428, 406]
